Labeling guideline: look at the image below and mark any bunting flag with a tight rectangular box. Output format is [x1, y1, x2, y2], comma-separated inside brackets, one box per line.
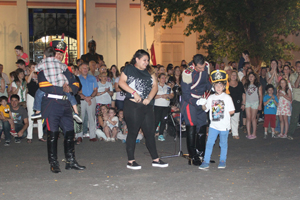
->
[150, 42, 156, 65]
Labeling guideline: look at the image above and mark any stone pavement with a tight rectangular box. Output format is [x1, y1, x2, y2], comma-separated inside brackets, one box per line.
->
[1, 124, 300, 200]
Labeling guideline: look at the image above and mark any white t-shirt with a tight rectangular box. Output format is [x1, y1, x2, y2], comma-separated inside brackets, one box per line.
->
[95, 81, 113, 104]
[12, 81, 26, 102]
[106, 116, 118, 129]
[205, 92, 235, 131]
[115, 77, 126, 101]
[154, 84, 173, 107]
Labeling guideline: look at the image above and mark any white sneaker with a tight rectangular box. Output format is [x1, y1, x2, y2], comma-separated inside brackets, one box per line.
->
[106, 137, 111, 142]
[111, 138, 115, 142]
[258, 118, 264, 122]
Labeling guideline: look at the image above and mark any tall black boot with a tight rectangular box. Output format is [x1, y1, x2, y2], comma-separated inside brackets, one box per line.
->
[47, 131, 61, 173]
[64, 130, 86, 170]
[196, 125, 207, 160]
[186, 126, 201, 166]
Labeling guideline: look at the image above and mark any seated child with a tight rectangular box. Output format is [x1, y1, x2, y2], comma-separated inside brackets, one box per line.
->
[31, 46, 82, 123]
[0, 96, 18, 137]
[103, 107, 119, 142]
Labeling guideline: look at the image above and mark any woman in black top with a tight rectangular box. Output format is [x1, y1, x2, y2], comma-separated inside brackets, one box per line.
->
[229, 70, 245, 139]
[119, 49, 168, 170]
[26, 62, 45, 143]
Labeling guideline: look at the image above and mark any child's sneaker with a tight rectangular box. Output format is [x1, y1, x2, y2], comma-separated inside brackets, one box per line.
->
[158, 135, 165, 141]
[106, 137, 111, 142]
[218, 161, 226, 169]
[111, 138, 115, 142]
[136, 139, 140, 143]
[263, 133, 267, 139]
[199, 162, 209, 170]
[10, 129, 17, 137]
[31, 113, 42, 119]
[73, 113, 82, 123]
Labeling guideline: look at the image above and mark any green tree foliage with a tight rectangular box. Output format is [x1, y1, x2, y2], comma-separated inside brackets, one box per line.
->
[142, 0, 300, 64]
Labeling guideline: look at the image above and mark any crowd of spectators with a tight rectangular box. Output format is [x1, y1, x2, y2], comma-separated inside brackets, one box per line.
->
[1, 46, 299, 147]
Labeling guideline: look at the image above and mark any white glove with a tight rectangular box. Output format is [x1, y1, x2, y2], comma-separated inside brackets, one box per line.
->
[196, 98, 207, 106]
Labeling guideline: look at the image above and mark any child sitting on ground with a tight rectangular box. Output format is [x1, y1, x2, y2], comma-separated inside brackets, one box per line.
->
[116, 110, 144, 143]
[103, 107, 119, 142]
[198, 70, 235, 170]
[0, 96, 18, 137]
[263, 84, 278, 139]
[31, 46, 82, 123]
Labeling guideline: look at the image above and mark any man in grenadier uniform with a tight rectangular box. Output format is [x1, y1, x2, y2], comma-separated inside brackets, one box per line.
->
[40, 39, 85, 173]
[181, 54, 211, 166]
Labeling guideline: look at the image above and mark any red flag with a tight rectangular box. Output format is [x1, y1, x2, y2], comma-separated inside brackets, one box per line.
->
[150, 42, 157, 66]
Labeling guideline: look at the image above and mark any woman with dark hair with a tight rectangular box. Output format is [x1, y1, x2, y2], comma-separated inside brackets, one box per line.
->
[119, 49, 168, 170]
[244, 72, 262, 139]
[11, 68, 27, 106]
[278, 65, 292, 91]
[168, 66, 182, 105]
[15, 45, 29, 66]
[110, 65, 120, 108]
[267, 59, 279, 94]
[26, 62, 45, 143]
[229, 70, 245, 139]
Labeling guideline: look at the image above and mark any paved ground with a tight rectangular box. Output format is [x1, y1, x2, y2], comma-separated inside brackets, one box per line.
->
[1, 124, 300, 200]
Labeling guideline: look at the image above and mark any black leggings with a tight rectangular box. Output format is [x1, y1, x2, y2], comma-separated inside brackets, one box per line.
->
[124, 99, 159, 160]
[154, 106, 170, 135]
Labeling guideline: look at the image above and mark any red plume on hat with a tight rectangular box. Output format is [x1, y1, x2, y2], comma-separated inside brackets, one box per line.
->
[49, 33, 67, 53]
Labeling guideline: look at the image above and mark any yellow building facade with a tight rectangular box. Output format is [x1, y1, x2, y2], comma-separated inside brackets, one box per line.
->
[1, 0, 300, 76]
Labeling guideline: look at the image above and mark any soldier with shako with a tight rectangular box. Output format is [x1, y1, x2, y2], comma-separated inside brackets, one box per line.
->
[181, 54, 211, 166]
[39, 38, 86, 173]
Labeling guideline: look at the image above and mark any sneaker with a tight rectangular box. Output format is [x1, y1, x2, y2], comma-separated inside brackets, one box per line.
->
[158, 135, 165, 141]
[122, 139, 126, 143]
[136, 139, 140, 143]
[15, 138, 21, 143]
[152, 159, 168, 168]
[127, 161, 141, 170]
[4, 141, 10, 146]
[263, 134, 267, 139]
[199, 162, 209, 170]
[218, 161, 226, 169]
[106, 137, 111, 142]
[111, 138, 115, 142]
[287, 136, 294, 140]
[31, 113, 42, 119]
[258, 118, 264, 122]
[73, 113, 82, 124]
[10, 129, 17, 137]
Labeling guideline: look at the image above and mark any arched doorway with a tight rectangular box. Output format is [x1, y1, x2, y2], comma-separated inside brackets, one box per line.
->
[28, 9, 77, 64]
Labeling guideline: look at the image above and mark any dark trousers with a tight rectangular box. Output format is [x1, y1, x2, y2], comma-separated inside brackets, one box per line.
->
[44, 99, 74, 134]
[288, 100, 300, 136]
[154, 106, 170, 135]
[124, 99, 159, 160]
[0, 121, 27, 141]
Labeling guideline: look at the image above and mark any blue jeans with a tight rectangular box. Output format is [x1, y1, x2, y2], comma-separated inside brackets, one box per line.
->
[33, 89, 77, 111]
[203, 127, 229, 163]
[0, 121, 27, 141]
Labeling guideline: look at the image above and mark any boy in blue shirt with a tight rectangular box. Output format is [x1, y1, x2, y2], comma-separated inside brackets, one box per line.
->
[263, 84, 278, 139]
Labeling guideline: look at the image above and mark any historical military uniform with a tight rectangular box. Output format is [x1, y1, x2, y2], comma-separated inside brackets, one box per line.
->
[181, 60, 211, 166]
[40, 39, 85, 173]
